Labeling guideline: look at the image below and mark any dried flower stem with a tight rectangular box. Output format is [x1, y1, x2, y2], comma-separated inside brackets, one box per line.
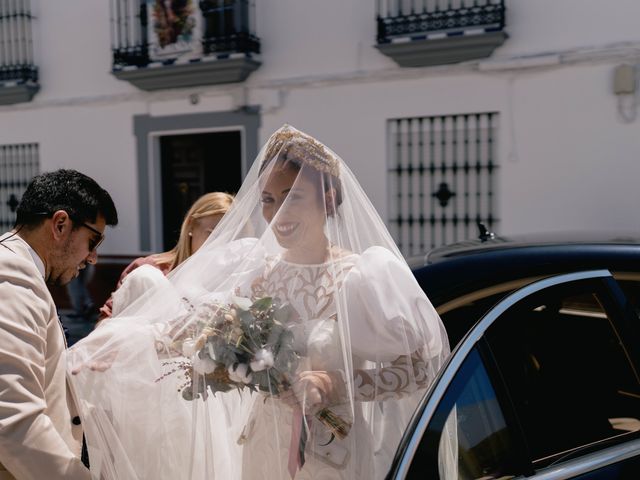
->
[315, 408, 351, 440]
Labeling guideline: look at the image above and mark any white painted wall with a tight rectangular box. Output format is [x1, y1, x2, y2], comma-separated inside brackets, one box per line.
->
[497, 62, 640, 234]
[35, 0, 134, 100]
[0, 0, 638, 254]
[0, 99, 145, 252]
[501, 0, 640, 57]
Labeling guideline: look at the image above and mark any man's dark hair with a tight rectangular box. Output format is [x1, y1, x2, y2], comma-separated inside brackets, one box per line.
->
[15, 169, 118, 228]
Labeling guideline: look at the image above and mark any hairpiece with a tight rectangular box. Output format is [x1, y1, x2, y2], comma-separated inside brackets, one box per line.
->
[262, 126, 340, 177]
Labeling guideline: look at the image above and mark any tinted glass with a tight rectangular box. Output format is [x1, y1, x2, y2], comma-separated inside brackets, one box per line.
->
[409, 348, 524, 479]
[486, 280, 640, 467]
[618, 278, 640, 318]
[439, 291, 511, 347]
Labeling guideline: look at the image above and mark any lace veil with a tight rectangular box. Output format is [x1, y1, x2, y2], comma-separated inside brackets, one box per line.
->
[68, 125, 451, 479]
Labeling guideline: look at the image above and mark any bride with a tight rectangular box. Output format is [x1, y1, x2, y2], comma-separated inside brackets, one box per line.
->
[68, 125, 451, 479]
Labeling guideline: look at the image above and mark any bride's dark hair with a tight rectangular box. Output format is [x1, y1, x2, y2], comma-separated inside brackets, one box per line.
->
[260, 129, 343, 216]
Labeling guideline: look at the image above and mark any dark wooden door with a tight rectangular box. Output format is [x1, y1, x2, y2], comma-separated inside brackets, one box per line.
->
[160, 130, 241, 249]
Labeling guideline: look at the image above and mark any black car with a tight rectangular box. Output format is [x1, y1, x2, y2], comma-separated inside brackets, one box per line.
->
[389, 232, 640, 479]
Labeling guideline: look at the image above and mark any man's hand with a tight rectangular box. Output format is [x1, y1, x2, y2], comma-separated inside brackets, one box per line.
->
[70, 350, 118, 374]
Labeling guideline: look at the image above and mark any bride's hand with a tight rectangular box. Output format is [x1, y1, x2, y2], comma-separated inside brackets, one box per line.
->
[281, 370, 345, 413]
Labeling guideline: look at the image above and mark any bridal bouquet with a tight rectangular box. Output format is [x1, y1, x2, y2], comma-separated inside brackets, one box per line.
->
[163, 295, 350, 440]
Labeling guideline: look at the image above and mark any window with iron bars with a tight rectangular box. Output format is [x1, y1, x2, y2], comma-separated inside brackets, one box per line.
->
[110, 0, 259, 68]
[0, 0, 37, 84]
[376, 0, 506, 42]
[0, 143, 39, 232]
[388, 113, 498, 258]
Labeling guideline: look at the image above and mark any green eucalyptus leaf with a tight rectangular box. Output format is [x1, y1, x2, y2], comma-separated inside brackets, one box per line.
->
[240, 311, 254, 327]
[251, 297, 273, 311]
[273, 304, 293, 323]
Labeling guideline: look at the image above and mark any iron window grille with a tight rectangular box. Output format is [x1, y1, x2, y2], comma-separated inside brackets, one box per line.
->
[111, 0, 150, 67]
[0, 0, 37, 84]
[376, 0, 506, 43]
[388, 113, 498, 257]
[0, 143, 39, 231]
[200, 0, 259, 55]
[110, 0, 259, 69]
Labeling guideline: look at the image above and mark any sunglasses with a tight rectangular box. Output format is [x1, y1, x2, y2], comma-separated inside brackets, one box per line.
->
[78, 222, 105, 252]
[34, 211, 105, 252]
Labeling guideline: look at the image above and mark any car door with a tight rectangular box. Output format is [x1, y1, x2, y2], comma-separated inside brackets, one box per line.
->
[388, 270, 640, 480]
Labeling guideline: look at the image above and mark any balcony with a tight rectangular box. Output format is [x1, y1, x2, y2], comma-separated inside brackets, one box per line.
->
[375, 0, 507, 68]
[111, 0, 261, 91]
[0, 5, 39, 105]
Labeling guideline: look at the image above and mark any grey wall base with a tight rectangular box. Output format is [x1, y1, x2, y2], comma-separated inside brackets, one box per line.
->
[376, 32, 508, 67]
[0, 83, 40, 105]
[113, 57, 261, 91]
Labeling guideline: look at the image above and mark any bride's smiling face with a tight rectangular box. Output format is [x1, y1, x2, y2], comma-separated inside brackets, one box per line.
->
[261, 163, 328, 254]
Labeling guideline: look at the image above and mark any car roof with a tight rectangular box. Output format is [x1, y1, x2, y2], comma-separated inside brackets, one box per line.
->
[412, 231, 640, 307]
[426, 231, 640, 264]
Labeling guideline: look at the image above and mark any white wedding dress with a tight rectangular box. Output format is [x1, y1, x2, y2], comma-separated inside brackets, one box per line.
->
[69, 125, 452, 480]
[235, 246, 445, 480]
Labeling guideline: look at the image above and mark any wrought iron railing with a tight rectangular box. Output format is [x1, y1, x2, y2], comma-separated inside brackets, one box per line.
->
[111, 0, 150, 67]
[0, 0, 37, 84]
[388, 113, 498, 256]
[111, 0, 259, 69]
[0, 143, 39, 231]
[200, 0, 260, 55]
[376, 0, 505, 43]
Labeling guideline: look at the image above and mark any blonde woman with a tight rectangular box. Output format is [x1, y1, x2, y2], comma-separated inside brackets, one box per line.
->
[98, 192, 233, 320]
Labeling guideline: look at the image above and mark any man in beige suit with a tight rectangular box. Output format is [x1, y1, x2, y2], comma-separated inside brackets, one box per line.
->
[0, 169, 118, 479]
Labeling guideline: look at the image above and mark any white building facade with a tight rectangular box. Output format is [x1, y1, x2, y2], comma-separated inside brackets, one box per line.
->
[0, 0, 639, 258]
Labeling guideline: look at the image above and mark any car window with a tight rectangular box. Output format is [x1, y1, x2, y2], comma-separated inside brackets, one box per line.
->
[407, 348, 527, 480]
[485, 279, 640, 468]
[439, 291, 509, 347]
[617, 277, 640, 318]
[437, 277, 546, 348]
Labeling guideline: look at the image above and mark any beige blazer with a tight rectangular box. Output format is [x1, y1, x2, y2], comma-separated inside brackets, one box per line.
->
[0, 234, 90, 479]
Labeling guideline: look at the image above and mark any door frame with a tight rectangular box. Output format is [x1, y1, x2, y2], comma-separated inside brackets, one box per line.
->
[133, 110, 260, 252]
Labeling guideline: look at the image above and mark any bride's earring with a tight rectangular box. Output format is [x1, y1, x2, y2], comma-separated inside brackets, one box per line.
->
[188, 232, 193, 237]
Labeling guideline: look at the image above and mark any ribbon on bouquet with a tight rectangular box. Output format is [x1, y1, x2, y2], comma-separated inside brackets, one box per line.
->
[287, 406, 311, 478]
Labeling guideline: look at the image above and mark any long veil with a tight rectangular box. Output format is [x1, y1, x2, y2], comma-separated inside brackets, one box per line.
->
[68, 125, 451, 479]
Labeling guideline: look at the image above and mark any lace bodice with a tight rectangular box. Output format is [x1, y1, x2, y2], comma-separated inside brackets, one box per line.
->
[251, 254, 358, 323]
[247, 250, 438, 399]
[249, 255, 358, 371]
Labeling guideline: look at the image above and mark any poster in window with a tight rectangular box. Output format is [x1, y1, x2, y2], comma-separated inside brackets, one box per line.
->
[148, 0, 202, 61]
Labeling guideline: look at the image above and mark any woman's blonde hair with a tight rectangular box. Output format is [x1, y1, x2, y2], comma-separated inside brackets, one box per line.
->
[154, 191, 234, 271]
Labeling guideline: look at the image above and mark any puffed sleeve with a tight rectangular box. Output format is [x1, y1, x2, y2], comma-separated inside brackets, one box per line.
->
[344, 246, 445, 362]
[111, 264, 171, 317]
[339, 247, 448, 403]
